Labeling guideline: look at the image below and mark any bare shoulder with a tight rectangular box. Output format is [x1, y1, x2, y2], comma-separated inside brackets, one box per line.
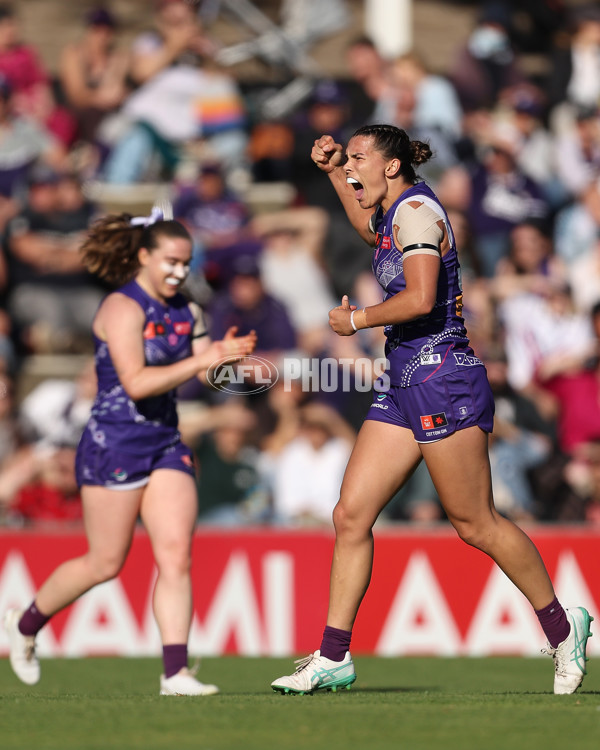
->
[96, 292, 144, 328]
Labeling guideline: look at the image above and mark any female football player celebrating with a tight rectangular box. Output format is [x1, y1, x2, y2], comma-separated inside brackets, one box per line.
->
[271, 124, 592, 696]
[4, 208, 256, 696]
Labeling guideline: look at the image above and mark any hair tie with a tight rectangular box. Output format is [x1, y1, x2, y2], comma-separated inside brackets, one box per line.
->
[129, 201, 173, 228]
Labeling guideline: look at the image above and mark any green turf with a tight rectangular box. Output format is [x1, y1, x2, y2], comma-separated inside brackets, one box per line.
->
[1, 656, 599, 750]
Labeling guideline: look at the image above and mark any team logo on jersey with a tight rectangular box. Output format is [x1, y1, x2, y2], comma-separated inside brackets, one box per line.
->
[377, 393, 387, 400]
[143, 321, 167, 339]
[420, 412, 448, 430]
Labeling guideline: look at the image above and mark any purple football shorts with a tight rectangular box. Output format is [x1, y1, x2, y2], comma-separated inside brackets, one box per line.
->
[366, 366, 494, 443]
[75, 431, 196, 490]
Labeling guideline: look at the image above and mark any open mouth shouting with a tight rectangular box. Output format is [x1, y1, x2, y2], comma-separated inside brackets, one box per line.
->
[347, 176, 364, 201]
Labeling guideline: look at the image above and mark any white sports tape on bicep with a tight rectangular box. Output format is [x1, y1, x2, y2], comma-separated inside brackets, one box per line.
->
[394, 201, 444, 256]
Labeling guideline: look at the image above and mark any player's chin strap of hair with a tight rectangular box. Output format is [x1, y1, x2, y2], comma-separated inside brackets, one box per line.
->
[129, 205, 170, 228]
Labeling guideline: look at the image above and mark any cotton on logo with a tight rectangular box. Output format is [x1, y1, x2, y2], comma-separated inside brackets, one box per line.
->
[206, 356, 279, 395]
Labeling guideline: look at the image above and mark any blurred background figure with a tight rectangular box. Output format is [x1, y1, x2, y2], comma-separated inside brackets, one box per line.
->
[4, 167, 102, 354]
[0, 357, 96, 525]
[264, 402, 354, 526]
[58, 6, 130, 156]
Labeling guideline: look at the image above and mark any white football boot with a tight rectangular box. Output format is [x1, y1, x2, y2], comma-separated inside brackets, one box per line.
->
[160, 666, 219, 696]
[271, 650, 356, 695]
[3, 608, 40, 685]
[543, 606, 594, 695]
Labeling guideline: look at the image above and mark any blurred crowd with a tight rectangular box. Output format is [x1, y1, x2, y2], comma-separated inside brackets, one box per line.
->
[1, 0, 600, 528]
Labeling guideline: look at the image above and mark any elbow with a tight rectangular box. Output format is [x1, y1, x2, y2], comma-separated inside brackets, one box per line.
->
[120, 380, 146, 402]
[413, 296, 436, 318]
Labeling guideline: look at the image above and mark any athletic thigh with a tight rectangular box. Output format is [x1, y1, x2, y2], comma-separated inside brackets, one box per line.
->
[420, 425, 495, 525]
[338, 419, 423, 526]
[81, 485, 144, 564]
[140, 469, 198, 561]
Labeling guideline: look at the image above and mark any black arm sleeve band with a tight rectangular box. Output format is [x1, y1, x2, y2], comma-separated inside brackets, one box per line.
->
[402, 242, 440, 254]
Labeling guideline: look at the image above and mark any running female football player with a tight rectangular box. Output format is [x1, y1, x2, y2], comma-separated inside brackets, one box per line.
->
[4, 208, 256, 695]
[271, 124, 593, 696]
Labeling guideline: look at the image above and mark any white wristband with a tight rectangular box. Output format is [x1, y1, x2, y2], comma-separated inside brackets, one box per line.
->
[350, 309, 358, 332]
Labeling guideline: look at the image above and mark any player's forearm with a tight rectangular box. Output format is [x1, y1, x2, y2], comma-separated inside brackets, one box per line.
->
[121, 354, 210, 400]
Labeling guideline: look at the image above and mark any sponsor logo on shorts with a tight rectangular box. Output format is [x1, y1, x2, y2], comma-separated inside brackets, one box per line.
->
[181, 454, 194, 468]
[111, 468, 128, 482]
[420, 353, 442, 365]
[458, 405, 469, 417]
[453, 353, 482, 367]
[420, 412, 448, 430]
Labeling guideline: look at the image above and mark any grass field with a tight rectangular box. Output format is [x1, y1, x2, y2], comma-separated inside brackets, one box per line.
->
[1, 656, 599, 750]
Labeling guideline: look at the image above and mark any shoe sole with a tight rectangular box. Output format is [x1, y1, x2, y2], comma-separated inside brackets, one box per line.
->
[272, 675, 356, 695]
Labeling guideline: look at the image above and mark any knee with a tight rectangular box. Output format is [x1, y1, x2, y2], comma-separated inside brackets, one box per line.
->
[451, 518, 494, 552]
[154, 539, 192, 579]
[88, 554, 125, 585]
[332, 496, 372, 541]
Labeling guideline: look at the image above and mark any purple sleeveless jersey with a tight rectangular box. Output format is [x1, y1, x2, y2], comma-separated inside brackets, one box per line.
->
[80, 279, 195, 458]
[372, 182, 483, 387]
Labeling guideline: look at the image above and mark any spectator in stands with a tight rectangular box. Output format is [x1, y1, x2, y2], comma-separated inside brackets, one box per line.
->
[449, 4, 526, 112]
[388, 52, 463, 145]
[536, 302, 600, 519]
[58, 6, 130, 148]
[4, 167, 103, 353]
[568, 231, 600, 315]
[495, 84, 566, 208]
[463, 122, 550, 277]
[0, 358, 96, 524]
[485, 348, 554, 521]
[102, 0, 246, 183]
[553, 175, 600, 265]
[192, 401, 269, 525]
[383, 54, 462, 185]
[0, 3, 76, 149]
[498, 270, 594, 394]
[265, 402, 354, 526]
[128, 0, 214, 87]
[289, 79, 374, 303]
[173, 161, 250, 268]
[208, 251, 298, 377]
[537, 301, 600, 458]
[546, 4, 600, 123]
[344, 35, 390, 127]
[552, 105, 600, 200]
[251, 206, 336, 356]
[0, 74, 63, 223]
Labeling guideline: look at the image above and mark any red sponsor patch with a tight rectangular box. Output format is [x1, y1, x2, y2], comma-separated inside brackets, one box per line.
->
[381, 236, 392, 250]
[420, 412, 448, 430]
[143, 321, 166, 339]
[174, 321, 191, 335]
